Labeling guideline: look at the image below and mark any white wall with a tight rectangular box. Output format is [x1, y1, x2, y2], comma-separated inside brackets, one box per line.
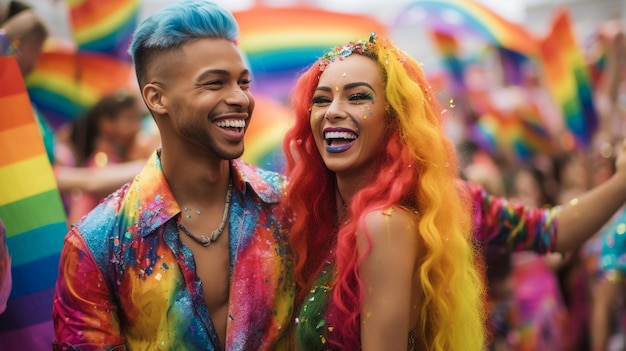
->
[16, 0, 626, 43]
[11, 0, 626, 71]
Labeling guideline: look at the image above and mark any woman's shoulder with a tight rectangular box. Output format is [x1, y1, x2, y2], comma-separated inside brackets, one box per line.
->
[362, 206, 417, 229]
[358, 206, 419, 248]
[357, 206, 422, 277]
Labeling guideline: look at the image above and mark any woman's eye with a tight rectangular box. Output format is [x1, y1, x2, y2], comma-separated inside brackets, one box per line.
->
[349, 92, 373, 101]
[312, 96, 331, 105]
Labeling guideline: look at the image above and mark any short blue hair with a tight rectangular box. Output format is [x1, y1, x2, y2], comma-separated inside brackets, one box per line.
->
[129, 0, 239, 87]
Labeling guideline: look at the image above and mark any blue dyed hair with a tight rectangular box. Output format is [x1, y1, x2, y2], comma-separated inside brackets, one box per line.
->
[129, 0, 239, 88]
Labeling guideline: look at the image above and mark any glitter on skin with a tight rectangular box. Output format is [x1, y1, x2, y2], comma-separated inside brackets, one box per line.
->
[94, 152, 108, 168]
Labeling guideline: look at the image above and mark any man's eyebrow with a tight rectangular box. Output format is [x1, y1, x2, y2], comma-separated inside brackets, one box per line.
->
[196, 69, 250, 82]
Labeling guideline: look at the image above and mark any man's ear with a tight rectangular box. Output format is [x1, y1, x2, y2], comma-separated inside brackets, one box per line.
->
[143, 83, 167, 115]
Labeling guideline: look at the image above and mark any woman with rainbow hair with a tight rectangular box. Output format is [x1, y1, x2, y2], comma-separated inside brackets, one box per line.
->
[283, 33, 485, 350]
[283, 33, 626, 350]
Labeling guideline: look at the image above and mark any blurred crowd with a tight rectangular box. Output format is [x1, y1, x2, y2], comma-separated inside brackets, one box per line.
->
[448, 15, 626, 351]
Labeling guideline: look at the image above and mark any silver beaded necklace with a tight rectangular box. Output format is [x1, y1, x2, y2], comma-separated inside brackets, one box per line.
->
[177, 180, 233, 247]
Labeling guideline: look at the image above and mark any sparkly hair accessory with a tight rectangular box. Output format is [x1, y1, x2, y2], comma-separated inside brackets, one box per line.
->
[319, 32, 377, 71]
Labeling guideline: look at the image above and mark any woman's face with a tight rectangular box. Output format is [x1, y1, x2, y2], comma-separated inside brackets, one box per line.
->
[106, 103, 145, 149]
[512, 169, 542, 207]
[310, 54, 388, 176]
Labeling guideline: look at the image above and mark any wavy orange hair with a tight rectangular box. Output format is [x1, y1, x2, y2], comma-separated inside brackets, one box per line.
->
[283, 35, 485, 350]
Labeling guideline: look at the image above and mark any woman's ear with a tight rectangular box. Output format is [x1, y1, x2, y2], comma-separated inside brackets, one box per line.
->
[142, 83, 167, 116]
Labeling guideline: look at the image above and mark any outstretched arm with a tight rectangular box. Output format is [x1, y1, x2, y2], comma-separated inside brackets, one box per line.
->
[54, 160, 144, 198]
[555, 140, 626, 252]
[468, 140, 626, 254]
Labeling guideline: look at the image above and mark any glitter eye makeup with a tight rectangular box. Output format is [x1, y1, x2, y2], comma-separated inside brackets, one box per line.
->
[349, 92, 374, 102]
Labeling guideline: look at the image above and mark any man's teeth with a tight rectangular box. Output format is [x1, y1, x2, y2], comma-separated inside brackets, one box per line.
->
[324, 131, 357, 140]
[216, 120, 246, 128]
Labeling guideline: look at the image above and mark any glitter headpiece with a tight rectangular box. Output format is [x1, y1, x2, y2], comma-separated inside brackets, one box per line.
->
[319, 32, 377, 71]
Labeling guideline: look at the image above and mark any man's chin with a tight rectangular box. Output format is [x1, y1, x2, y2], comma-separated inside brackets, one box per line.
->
[219, 148, 244, 161]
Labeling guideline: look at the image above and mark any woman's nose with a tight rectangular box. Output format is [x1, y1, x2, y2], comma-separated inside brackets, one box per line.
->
[324, 100, 347, 120]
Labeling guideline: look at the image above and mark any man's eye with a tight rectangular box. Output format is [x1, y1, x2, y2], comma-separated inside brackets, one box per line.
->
[204, 80, 223, 86]
[239, 79, 252, 89]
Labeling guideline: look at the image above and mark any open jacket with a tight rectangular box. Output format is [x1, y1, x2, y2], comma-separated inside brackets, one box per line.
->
[53, 152, 294, 350]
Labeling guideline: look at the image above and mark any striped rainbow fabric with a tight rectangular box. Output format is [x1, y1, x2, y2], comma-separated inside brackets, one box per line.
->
[539, 8, 598, 148]
[26, 48, 135, 129]
[468, 90, 555, 163]
[67, 0, 140, 60]
[428, 30, 467, 94]
[0, 57, 68, 350]
[241, 95, 294, 174]
[396, 0, 538, 56]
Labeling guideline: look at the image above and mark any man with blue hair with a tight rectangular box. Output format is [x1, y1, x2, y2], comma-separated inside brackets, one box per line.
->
[52, 1, 294, 350]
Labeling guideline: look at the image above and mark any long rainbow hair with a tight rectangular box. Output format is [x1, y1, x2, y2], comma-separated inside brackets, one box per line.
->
[283, 35, 485, 350]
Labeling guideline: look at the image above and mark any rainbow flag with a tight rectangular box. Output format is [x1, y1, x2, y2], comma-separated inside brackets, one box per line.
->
[67, 0, 140, 60]
[429, 30, 467, 94]
[472, 113, 553, 163]
[0, 57, 68, 350]
[539, 8, 598, 148]
[497, 47, 529, 86]
[234, 6, 388, 101]
[242, 95, 294, 173]
[396, 0, 538, 55]
[469, 91, 555, 163]
[26, 49, 135, 129]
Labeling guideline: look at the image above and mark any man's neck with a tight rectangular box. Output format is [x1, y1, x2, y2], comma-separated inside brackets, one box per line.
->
[160, 148, 232, 206]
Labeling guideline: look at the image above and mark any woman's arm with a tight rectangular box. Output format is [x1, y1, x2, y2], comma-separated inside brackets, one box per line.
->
[555, 140, 626, 252]
[468, 140, 626, 254]
[358, 208, 420, 351]
[54, 160, 145, 198]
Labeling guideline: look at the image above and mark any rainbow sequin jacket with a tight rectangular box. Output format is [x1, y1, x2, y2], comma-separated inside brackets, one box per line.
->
[53, 152, 294, 351]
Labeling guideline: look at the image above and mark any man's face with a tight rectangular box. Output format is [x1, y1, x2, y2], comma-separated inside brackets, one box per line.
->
[151, 37, 255, 160]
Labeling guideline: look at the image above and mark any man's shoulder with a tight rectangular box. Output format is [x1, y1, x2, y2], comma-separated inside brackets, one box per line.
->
[73, 182, 134, 242]
[233, 160, 285, 203]
[234, 160, 285, 182]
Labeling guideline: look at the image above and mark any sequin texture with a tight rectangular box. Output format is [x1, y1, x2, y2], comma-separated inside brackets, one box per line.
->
[53, 152, 294, 350]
